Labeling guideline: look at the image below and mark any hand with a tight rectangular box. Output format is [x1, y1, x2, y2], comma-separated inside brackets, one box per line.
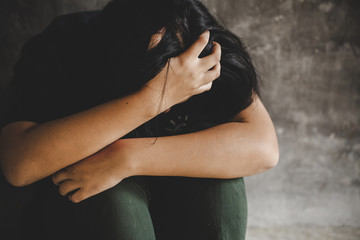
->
[145, 30, 221, 110]
[51, 141, 131, 203]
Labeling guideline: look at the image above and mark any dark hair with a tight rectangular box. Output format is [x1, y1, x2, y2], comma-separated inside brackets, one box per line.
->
[97, 0, 261, 137]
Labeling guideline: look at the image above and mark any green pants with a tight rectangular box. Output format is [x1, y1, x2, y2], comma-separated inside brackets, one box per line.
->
[22, 176, 247, 240]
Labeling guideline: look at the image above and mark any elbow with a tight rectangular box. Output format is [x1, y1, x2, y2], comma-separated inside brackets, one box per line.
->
[4, 173, 34, 188]
[236, 138, 279, 177]
[1, 156, 35, 187]
[263, 145, 279, 170]
[2, 163, 32, 187]
[2, 169, 24, 187]
[224, 140, 279, 179]
[260, 138, 280, 170]
[4, 174, 28, 188]
[0, 127, 40, 187]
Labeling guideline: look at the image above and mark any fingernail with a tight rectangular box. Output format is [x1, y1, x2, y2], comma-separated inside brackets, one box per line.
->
[159, 27, 166, 34]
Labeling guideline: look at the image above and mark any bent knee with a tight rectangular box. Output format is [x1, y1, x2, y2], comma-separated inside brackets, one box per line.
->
[85, 176, 150, 212]
[209, 177, 246, 196]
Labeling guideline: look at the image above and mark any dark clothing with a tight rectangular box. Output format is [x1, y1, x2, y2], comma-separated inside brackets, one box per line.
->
[0, 10, 216, 134]
[1, 11, 247, 240]
[22, 176, 247, 240]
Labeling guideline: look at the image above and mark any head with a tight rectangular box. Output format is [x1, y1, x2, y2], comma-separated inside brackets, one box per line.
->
[99, 0, 261, 124]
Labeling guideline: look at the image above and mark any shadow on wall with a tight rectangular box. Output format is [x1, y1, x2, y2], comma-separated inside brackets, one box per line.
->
[0, 0, 111, 236]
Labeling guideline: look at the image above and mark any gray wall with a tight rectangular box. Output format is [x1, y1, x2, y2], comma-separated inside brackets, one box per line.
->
[1, 0, 359, 239]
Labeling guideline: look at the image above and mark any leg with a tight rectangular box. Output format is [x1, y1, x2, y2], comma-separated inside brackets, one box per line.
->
[148, 177, 248, 240]
[80, 176, 156, 240]
[183, 177, 248, 240]
[23, 176, 156, 240]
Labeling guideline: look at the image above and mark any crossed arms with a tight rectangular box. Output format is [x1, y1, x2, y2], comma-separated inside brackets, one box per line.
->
[0, 32, 279, 203]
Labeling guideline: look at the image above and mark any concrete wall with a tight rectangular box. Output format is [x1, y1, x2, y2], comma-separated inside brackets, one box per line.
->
[206, 0, 360, 228]
[1, 0, 359, 238]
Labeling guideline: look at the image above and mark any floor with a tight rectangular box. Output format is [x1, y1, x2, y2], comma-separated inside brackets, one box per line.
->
[246, 226, 360, 240]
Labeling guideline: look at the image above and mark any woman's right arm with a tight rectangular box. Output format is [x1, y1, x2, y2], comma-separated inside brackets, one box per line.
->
[0, 31, 221, 187]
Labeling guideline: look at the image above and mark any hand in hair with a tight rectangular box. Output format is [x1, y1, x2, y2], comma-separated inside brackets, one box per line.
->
[144, 30, 221, 112]
[51, 31, 222, 203]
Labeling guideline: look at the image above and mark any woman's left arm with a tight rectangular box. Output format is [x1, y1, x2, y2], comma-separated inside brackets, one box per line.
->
[124, 94, 279, 178]
[52, 94, 279, 203]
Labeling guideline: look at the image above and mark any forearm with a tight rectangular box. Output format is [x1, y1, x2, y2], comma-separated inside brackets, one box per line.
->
[50, 98, 279, 203]
[118, 122, 279, 179]
[0, 86, 165, 186]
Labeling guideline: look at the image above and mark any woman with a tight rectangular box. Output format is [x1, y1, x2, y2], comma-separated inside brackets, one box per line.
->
[0, 0, 279, 239]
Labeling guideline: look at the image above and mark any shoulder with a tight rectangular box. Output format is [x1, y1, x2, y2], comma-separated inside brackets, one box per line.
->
[11, 10, 103, 90]
[22, 10, 102, 48]
[47, 10, 102, 34]
[30, 10, 102, 46]
[15, 10, 103, 71]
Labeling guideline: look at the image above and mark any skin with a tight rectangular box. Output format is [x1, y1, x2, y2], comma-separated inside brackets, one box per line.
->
[53, 95, 279, 203]
[0, 30, 221, 186]
[51, 29, 279, 203]
[0, 30, 279, 204]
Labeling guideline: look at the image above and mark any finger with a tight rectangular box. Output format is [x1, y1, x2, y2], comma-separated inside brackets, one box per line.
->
[148, 27, 166, 50]
[68, 188, 86, 203]
[199, 81, 213, 93]
[180, 96, 191, 104]
[69, 187, 98, 204]
[192, 81, 213, 96]
[203, 61, 221, 83]
[58, 180, 80, 196]
[181, 30, 210, 59]
[52, 169, 70, 185]
[199, 41, 221, 71]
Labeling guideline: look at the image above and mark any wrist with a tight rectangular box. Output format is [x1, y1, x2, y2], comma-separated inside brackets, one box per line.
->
[138, 83, 174, 116]
[110, 138, 143, 178]
[113, 137, 157, 177]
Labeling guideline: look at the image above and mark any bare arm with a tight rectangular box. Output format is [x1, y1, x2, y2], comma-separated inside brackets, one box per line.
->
[0, 88, 163, 186]
[0, 31, 221, 186]
[126, 95, 279, 178]
[52, 95, 279, 203]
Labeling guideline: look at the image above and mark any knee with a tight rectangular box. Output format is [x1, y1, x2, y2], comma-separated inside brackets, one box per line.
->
[76, 177, 154, 239]
[204, 178, 248, 221]
[208, 178, 248, 232]
[208, 177, 246, 199]
[184, 178, 248, 240]
[83, 176, 150, 214]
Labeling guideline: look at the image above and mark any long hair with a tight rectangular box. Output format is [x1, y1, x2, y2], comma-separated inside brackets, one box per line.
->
[95, 0, 261, 137]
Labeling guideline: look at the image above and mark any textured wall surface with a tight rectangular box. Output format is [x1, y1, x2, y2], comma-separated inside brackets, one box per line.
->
[1, 0, 359, 239]
[205, 0, 360, 228]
